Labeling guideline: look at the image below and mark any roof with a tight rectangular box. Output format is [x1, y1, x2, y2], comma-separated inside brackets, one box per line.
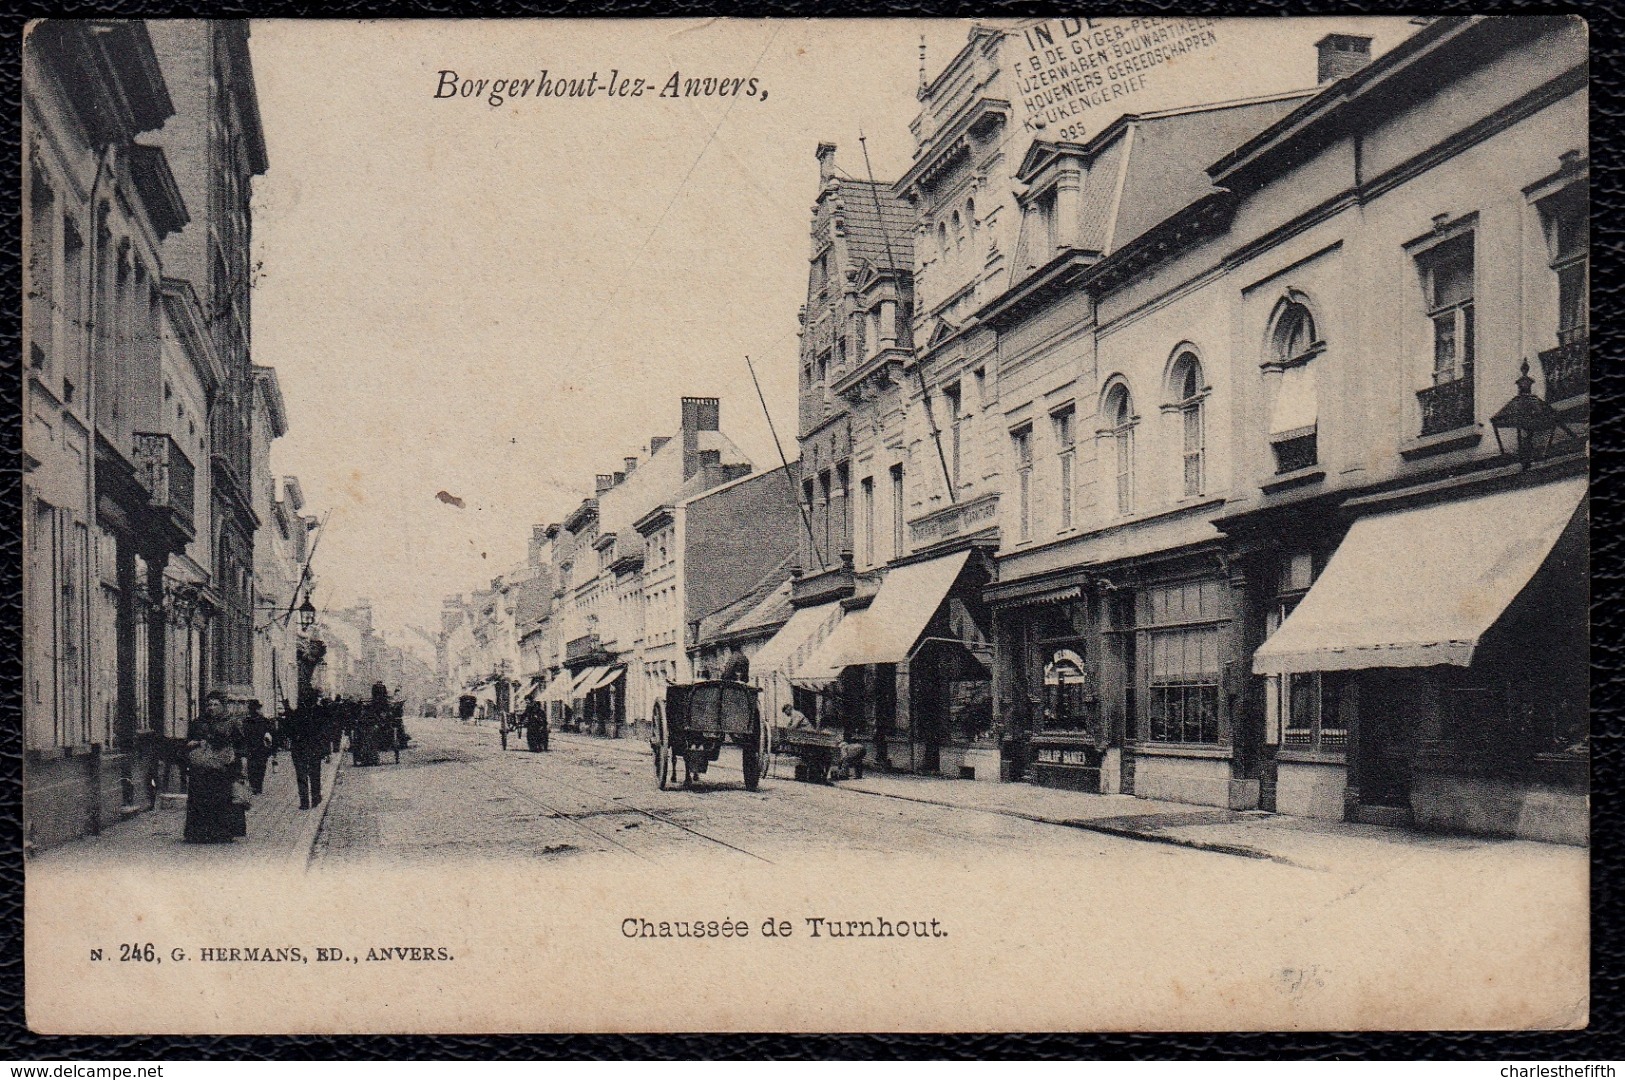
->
[1208, 17, 1570, 193]
[827, 178, 915, 277]
[694, 555, 797, 647]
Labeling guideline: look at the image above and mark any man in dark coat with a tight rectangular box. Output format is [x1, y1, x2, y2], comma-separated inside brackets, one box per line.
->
[287, 701, 326, 810]
[524, 698, 549, 752]
[242, 700, 276, 796]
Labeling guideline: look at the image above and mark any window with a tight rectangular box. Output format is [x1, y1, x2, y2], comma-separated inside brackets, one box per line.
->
[937, 222, 948, 261]
[1420, 234, 1475, 385]
[1043, 648, 1089, 733]
[1266, 300, 1319, 472]
[835, 461, 851, 555]
[818, 471, 832, 560]
[1053, 407, 1076, 531]
[1170, 354, 1205, 497]
[1265, 554, 1349, 753]
[1142, 580, 1224, 745]
[890, 464, 905, 560]
[1012, 426, 1033, 541]
[944, 382, 962, 491]
[1536, 185, 1588, 402]
[952, 210, 964, 251]
[1103, 383, 1135, 514]
[1544, 191, 1587, 345]
[1413, 234, 1476, 435]
[28, 164, 54, 373]
[966, 198, 977, 243]
[860, 476, 875, 566]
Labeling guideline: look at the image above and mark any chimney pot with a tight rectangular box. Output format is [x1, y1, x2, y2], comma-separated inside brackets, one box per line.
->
[650, 435, 671, 455]
[624, 456, 638, 475]
[1315, 34, 1372, 84]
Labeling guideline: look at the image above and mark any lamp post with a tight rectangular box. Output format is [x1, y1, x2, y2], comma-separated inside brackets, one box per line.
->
[1491, 361, 1575, 467]
[298, 595, 318, 632]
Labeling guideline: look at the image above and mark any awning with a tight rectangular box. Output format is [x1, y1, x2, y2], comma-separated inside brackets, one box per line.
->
[750, 602, 844, 681]
[539, 676, 574, 705]
[570, 666, 607, 699]
[791, 550, 972, 686]
[1253, 477, 1586, 675]
[833, 549, 971, 667]
[588, 665, 625, 693]
[473, 683, 497, 707]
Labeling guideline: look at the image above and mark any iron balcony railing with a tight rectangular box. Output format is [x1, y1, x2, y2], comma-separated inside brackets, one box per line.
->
[133, 432, 196, 529]
[1539, 333, 1588, 403]
[1417, 373, 1475, 437]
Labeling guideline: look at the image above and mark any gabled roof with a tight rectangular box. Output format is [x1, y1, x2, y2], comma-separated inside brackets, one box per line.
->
[828, 178, 915, 277]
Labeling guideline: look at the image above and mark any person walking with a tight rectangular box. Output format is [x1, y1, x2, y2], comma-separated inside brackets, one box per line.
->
[524, 698, 549, 752]
[242, 700, 276, 797]
[287, 700, 326, 810]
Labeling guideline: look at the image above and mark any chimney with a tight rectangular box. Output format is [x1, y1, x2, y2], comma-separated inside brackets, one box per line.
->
[650, 436, 671, 455]
[1316, 34, 1372, 84]
[681, 396, 722, 480]
[595, 474, 614, 496]
[624, 456, 638, 476]
[816, 142, 838, 183]
[613, 471, 625, 485]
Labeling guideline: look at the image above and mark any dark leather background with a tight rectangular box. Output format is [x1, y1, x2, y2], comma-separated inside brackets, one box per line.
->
[0, 0, 1618, 1058]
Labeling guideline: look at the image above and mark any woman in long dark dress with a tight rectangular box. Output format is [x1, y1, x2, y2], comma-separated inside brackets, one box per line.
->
[184, 694, 247, 844]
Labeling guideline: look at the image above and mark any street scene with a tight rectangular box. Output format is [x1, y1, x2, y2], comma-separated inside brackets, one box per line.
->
[22, 16, 1590, 1032]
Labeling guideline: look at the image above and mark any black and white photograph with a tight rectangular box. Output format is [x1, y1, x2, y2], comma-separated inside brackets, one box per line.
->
[21, 15, 1590, 1034]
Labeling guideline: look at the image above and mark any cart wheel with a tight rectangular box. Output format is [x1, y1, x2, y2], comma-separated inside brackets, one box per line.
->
[742, 746, 761, 792]
[654, 743, 672, 789]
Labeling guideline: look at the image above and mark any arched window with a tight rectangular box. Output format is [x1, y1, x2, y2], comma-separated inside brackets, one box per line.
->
[966, 198, 977, 238]
[1103, 382, 1136, 515]
[1265, 297, 1321, 474]
[952, 210, 964, 250]
[1169, 352, 1205, 497]
[937, 221, 948, 261]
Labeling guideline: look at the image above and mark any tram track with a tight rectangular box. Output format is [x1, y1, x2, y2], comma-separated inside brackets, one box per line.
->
[456, 740, 776, 865]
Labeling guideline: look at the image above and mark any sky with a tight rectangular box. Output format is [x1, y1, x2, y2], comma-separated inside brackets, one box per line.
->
[248, 17, 1418, 642]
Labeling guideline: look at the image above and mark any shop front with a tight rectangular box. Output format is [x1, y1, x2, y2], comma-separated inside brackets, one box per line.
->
[794, 549, 996, 779]
[1251, 474, 1587, 843]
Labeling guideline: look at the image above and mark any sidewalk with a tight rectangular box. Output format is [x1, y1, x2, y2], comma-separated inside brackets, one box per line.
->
[835, 770, 1577, 870]
[521, 732, 1585, 869]
[30, 748, 343, 871]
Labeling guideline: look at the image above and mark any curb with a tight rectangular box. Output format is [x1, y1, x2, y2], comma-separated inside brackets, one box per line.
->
[834, 783, 1300, 865]
[288, 750, 344, 872]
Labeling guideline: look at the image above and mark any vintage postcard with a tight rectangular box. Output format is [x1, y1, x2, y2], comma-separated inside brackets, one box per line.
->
[22, 16, 1589, 1034]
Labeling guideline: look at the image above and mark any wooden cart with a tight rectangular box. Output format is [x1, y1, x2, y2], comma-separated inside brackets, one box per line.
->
[773, 726, 844, 783]
[652, 679, 766, 791]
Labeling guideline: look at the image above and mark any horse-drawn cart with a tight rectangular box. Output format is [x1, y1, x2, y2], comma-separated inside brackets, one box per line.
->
[651, 679, 766, 791]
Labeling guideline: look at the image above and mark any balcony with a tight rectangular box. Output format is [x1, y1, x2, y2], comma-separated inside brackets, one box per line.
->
[1417, 374, 1475, 437]
[1539, 334, 1588, 404]
[133, 432, 196, 544]
[565, 633, 603, 664]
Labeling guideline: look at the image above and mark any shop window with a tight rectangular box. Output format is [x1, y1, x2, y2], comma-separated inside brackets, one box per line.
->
[945, 382, 963, 491]
[1042, 648, 1089, 733]
[1415, 233, 1476, 435]
[1140, 580, 1224, 745]
[1266, 299, 1320, 473]
[1011, 425, 1033, 541]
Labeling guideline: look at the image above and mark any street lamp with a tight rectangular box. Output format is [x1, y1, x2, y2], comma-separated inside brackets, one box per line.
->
[298, 595, 318, 632]
[1491, 361, 1574, 468]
